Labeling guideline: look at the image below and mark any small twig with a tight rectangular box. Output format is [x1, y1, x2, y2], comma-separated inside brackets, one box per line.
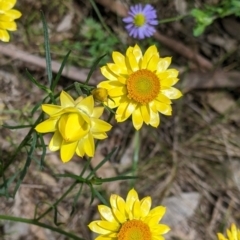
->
[0, 43, 101, 84]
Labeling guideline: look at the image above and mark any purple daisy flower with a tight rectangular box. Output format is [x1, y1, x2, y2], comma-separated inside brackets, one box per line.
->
[123, 4, 158, 39]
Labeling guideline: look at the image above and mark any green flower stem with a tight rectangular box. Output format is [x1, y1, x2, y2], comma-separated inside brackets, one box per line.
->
[0, 215, 84, 240]
[1, 113, 44, 175]
[130, 130, 140, 186]
[159, 14, 189, 24]
[36, 181, 77, 221]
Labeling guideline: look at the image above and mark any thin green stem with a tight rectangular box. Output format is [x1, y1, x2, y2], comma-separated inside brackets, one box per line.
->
[36, 181, 77, 221]
[159, 14, 189, 24]
[1, 113, 44, 175]
[0, 215, 84, 240]
[130, 130, 140, 186]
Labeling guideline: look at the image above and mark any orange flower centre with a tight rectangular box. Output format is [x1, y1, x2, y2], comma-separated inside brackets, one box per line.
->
[134, 14, 146, 27]
[126, 69, 160, 104]
[117, 220, 151, 240]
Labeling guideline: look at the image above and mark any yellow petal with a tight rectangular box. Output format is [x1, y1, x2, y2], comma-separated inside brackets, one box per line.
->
[106, 96, 121, 109]
[0, 0, 16, 11]
[126, 51, 139, 73]
[132, 107, 143, 130]
[112, 207, 127, 224]
[76, 140, 85, 157]
[126, 189, 139, 213]
[116, 195, 126, 213]
[126, 46, 134, 57]
[217, 233, 227, 240]
[49, 131, 62, 151]
[96, 221, 119, 232]
[0, 29, 9, 42]
[83, 133, 95, 157]
[156, 93, 172, 104]
[161, 87, 182, 99]
[42, 104, 62, 116]
[91, 118, 112, 133]
[88, 221, 112, 235]
[157, 57, 172, 72]
[132, 44, 143, 62]
[161, 77, 179, 88]
[155, 102, 172, 115]
[108, 86, 126, 97]
[140, 104, 150, 124]
[76, 95, 94, 116]
[60, 141, 78, 162]
[101, 66, 118, 80]
[149, 110, 160, 128]
[112, 51, 126, 67]
[98, 205, 115, 222]
[58, 113, 89, 142]
[35, 118, 58, 133]
[97, 80, 124, 91]
[115, 100, 129, 122]
[132, 200, 141, 219]
[107, 63, 128, 75]
[157, 69, 178, 78]
[152, 236, 165, 240]
[147, 54, 159, 72]
[60, 91, 75, 107]
[5, 9, 22, 19]
[92, 106, 104, 118]
[95, 235, 116, 240]
[151, 224, 170, 235]
[140, 196, 152, 218]
[0, 21, 16, 30]
[110, 194, 118, 209]
[148, 206, 166, 221]
[141, 45, 158, 69]
[92, 132, 108, 140]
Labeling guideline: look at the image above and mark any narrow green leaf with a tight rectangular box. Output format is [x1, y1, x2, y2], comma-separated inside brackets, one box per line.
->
[87, 147, 117, 179]
[26, 69, 50, 93]
[92, 188, 108, 206]
[84, 54, 106, 85]
[2, 124, 33, 129]
[51, 50, 71, 91]
[40, 10, 52, 87]
[12, 132, 37, 197]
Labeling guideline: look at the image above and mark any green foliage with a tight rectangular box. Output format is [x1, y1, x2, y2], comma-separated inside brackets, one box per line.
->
[191, 0, 240, 36]
[81, 18, 119, 65]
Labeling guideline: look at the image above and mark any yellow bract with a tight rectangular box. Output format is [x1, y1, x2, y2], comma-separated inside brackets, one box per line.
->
[0, 0, 22, 42]
[218, 224, 240, 240]
[88, 188, 170, 240]
[98, 44, 182, 130]
[35, 91, 112, 163]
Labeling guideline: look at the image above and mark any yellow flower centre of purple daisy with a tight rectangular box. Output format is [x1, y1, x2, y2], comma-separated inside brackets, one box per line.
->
[134, 13, 146, 27]
[126, 69, 160, 104]
[117, 219, 151, 240]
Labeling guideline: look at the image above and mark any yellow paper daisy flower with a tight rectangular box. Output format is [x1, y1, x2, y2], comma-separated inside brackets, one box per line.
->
[217, 224, 240, 240]
[35, 91, 112, 163]
[0, 0, 22, 42]
[97, 44, 182, 130]
[88, 188, 170, 240]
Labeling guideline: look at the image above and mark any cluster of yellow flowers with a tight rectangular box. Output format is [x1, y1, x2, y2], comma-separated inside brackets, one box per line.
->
[4, 2, 239, 240]
[35, 45, 182, 163]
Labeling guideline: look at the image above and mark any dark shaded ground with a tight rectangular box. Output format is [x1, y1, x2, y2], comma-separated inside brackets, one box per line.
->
[1, 0, 240, 239]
